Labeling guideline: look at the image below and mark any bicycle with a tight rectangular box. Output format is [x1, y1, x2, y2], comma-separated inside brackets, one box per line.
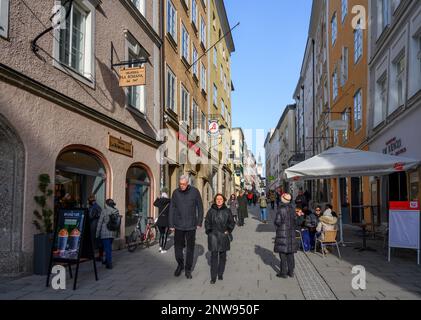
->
[127, 214, 157, 252]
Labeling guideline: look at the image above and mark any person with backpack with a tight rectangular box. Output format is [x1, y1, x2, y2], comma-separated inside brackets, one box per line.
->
[96, 199, 121, 269]
[258, 192, 268, 224]
[153, 190, 171, 253]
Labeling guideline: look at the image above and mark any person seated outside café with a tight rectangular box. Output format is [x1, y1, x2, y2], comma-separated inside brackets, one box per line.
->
[303, 206, 318, 250]
[295, 207, 305, 231]
[316, 207, 338, 254]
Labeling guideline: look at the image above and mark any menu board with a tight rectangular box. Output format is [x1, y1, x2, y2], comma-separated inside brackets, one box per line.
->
[53, 209, 85, 261]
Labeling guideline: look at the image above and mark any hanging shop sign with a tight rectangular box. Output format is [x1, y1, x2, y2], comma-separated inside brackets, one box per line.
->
[383, 137, 407, 156]
[208, 121, 220, 135]
[108, 135, 133, 157]
[119, 67, 146, 87]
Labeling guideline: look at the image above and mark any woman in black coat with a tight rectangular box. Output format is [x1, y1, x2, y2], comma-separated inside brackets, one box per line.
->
[274, 193, 298, 278]
[153, 192, 171, 253]
[205, 194, 236, 284]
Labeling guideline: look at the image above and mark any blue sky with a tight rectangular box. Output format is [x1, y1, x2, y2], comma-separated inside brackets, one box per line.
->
[225, 0, 312, 164]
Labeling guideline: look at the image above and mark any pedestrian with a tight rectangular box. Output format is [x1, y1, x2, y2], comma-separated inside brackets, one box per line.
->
[274, 193, 298, 278]
[88, 195, 103, 262]
[227, 194, 239, 226]
[96, 199, 119, 269]
[253, 192, 258, 207]
[169, 175, 204, 279]
[258, 192, 268, 223]
[247, 192, 253, 206]
[270, 191, 276, 210]
[153, 189, 171, 254]
[205, 194, 236, 284]
[237, 190, 248, 227]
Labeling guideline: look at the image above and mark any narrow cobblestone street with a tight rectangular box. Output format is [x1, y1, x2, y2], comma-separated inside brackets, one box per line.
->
[2, 206, 421, 300]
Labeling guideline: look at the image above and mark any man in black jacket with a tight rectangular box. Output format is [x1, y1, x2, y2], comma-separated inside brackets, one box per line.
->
[169, 175, 204, 279]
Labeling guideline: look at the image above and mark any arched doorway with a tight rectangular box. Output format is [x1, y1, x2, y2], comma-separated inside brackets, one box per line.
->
[55, 148, 107, 210]
[0, 114, 25, 275]
[125, 165, 152, 236]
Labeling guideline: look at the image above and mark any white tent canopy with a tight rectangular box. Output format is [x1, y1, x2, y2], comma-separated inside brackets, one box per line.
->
[285, 146, 420, 180]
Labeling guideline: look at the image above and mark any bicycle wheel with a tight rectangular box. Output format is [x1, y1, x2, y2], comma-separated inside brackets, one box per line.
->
[127, 230, 139, 252]
[145, 226, 156, 248]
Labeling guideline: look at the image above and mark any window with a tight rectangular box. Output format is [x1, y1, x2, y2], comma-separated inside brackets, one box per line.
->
[418, 36, 421, 76]
[331, 13, 337, 46]
[354, 22, 363, 63]
[192, 101, 199, 129]
[354, 89, 362, 131]
[192, 46, 198, 77]
[181, 24, 190, 62]
[333, 69, 338, 100]
[382, 0, 390, 30]
[181, 85, 190, 123]
[342, 109, 349, 143]
[131, 0, 145, 16]
[200, 63, 207, 92]
[324, 81, 328, 105]
[341, 0, 347, 23]
[201, 112, 206, 141]
[200, 16, 206, 47]
[191, 0, 197, 27]
[374, 75, 387, 126]
[395, 54, 405, 107]
[58, 1, 93, 78]
[213, 48, 217, 67]
[333, 129, 339, 146]
[341, 47, 348, 86]
[166, 67, 176, 112]
[213, 84, 218, 107]
[232, 139, 235, 146]
[224, 74, 227, 91]
[0, 0, 9, 38]
[127, 39, 146, 113]
[221, 100, 225, 119]
[167, 0, 177, 42]
[220, 65, 223, 83]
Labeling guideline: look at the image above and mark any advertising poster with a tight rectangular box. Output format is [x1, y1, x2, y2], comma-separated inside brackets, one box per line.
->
[53, 209, 85, 261]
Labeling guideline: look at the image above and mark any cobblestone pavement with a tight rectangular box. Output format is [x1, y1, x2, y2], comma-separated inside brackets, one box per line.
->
[1, 206, 421, 300]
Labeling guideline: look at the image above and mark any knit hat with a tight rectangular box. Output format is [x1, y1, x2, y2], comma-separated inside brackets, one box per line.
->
[281, 193, 292, 204]
[161, 192, 169, 199]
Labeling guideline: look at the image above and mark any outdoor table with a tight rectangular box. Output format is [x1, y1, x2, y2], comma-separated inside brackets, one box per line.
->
[353, 222, 377, 252]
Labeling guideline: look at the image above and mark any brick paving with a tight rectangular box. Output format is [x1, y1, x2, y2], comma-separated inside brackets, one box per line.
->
[1, 206, 421, 300]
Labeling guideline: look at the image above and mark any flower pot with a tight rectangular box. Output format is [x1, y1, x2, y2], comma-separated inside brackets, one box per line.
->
[33, 233, 54, 275]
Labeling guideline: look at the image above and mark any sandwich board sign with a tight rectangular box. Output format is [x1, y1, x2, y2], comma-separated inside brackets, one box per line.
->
[388, 201, 420, 265]
[46, 209, 98, 290]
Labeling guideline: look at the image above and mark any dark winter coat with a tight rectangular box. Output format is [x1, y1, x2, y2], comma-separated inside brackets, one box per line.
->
[237, 194, 249, 219]
[304, 211, 318, 229]
[89, 202, 102, 240]
[154, 197, 171, 227]
[205, 204, 236, 252]
[295, 194, 308, 208]
[274, 203, 299, 254]
[227, 198, 238, 216]
[169, 185, 204, 231]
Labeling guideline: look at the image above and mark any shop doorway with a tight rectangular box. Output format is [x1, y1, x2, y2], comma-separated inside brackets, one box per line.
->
[55, 149, 106, 210]
[351, 177, 363, 223]
[125, 165, 151, 235]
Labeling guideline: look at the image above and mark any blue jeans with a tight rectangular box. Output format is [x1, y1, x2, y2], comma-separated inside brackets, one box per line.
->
[102, 238, 114, 264]
[260, 208, 267, 221]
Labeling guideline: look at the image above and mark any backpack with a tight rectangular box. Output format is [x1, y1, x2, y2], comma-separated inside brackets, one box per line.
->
[107, 210, 122, 232]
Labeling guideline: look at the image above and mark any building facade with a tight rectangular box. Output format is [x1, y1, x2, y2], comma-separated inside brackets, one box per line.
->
[0, 0, 162, 275]
[367, 0, 421, 225]
[231, 127, 245, 191]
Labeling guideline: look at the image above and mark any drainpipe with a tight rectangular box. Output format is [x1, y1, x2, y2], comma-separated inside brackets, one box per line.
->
[160, 0, 165, 192]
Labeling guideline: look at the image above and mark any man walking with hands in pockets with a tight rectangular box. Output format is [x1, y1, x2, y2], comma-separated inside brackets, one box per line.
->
[169, 175, 204, 279]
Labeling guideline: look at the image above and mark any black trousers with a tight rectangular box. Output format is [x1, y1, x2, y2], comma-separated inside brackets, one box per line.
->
[174, 229, 196, 272]
[158, 226, 170, 250]
[210, 251, 227, 280]
[279, 253, 295, 275]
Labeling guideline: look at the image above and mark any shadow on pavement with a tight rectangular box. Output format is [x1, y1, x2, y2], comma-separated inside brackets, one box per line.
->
[254, 245, 280, 274]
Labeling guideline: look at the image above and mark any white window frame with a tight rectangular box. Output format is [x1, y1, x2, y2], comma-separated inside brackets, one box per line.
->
[181, 23, 190, 62]
[341, 47, 348, 86]
[220, 65, 223, 83]
[354, 22, 363, 63]
[126, 36, 146, 114]
[131, 0, 145, 17]
[53, 0, 95, 86]
[167, 0, 177, 42]
[192, 100, 199, 129]
[331, 13, 337, 46]
[191, 0, 198, 28]
[342, 109, 349, 143]
[333, 69, 338, 100]
[166, 65, 177, 113]
[200, 63, 207, 92]
[192, 46, 198, 77]
[395, 54, 406, 107]
[200, 16, 206, 48]
[374, 74, 387, 126]
[0, 0, 10, 38]
[354, 89, 362, 131]
[181, 85, 190, 123]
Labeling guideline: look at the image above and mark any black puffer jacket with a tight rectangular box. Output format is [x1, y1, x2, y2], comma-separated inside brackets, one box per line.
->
[274, 203, 299, 254]
[169, 186, 204, 231]
[205, 204, 236, 252]
[153, 197, 171, 227]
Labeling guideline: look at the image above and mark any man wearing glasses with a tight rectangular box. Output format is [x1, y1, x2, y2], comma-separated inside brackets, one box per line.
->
[169, 175, 204, 279]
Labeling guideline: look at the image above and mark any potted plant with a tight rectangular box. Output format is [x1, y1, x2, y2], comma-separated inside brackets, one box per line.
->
[33, 174, 54, 275]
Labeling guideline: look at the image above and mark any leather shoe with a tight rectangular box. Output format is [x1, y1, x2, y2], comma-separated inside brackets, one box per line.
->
[276, 273, 288, 279]
[218, 275, 223, 281]
[210, 280, 216, 284]
[288, 272, 295, 278]
[174, 266, 184, 277]
[185, 272, 192, 279]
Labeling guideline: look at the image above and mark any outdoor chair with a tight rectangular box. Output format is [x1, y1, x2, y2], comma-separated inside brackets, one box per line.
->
[314, 230, 341, 259]
[295, 230, 306, 253]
